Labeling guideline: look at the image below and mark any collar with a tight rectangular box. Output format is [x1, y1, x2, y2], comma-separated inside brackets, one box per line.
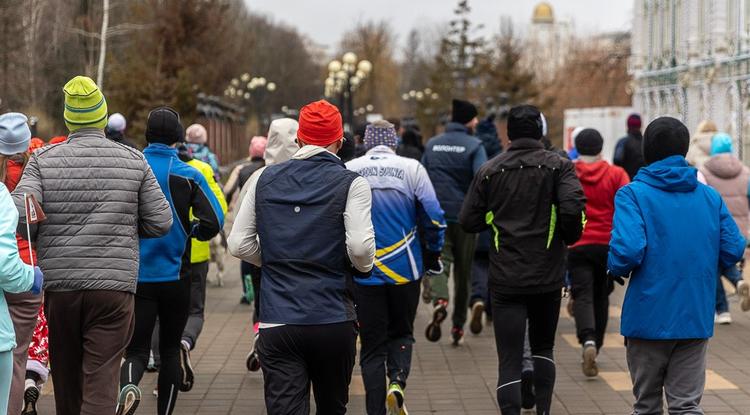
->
[144, 143, 178, 157]
[445, 122, 469, 133]
[508, 138, 544, 150]
[292, 145, 341, 161]
[66, 128, 105, 142]
[365, 145, 396, 155]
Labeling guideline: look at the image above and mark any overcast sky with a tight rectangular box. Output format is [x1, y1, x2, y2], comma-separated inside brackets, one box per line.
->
[245, 0, 633, 51]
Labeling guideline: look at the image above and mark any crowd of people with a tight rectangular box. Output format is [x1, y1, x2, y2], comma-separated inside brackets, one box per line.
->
[0, 73, 748, 415]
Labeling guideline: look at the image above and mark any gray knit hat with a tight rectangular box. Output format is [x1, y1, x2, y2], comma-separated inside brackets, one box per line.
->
[0, 112, 31, 155]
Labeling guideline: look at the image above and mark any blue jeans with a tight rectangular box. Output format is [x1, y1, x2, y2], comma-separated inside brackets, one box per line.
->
[716, 265, 742, 313]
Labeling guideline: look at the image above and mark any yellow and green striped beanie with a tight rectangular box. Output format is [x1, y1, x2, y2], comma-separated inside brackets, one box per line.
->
[63, 76, 108, 132]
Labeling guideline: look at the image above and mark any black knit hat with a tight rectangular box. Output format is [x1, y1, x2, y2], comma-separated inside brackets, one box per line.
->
[146, 106, 184, 145]
[451, 99, 478, 125]
[642, 116, 689, 164]
[507, 105, 543, 140]
[575, 128, 604, 156]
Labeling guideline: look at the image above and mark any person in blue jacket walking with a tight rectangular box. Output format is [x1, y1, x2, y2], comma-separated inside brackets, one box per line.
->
[608, 116, 746, 415]
[0, 183, 41, 415]
[118, 107, 224, 415]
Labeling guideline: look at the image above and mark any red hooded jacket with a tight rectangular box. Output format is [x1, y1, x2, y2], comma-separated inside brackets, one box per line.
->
[4, 157, 35, 264]
[572, 160, 630, 248]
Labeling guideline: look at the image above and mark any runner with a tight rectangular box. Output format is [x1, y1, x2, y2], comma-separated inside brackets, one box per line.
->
[347, 120, 446, 415]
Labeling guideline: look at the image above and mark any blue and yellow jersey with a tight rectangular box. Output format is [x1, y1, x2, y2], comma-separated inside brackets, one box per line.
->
[347, 146, 446, 285]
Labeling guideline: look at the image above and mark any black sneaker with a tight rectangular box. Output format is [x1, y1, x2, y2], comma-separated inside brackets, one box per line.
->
[450, 326, 464, 346]
[521, 370, 535, 410]
[179, 340, 194, 392]
[115, 384, 141, 415]
[240, 296, 251, 305]
[22, 382, 39, 415]
[469, 301, 484, 335]
[246, 332, 261, 372]
[425, 299, 448, 342]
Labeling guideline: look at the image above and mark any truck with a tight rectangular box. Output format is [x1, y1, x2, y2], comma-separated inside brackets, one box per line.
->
[563, 106, 635, 162]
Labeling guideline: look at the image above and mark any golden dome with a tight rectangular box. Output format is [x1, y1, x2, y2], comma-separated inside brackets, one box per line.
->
[532, 2, 554, 24]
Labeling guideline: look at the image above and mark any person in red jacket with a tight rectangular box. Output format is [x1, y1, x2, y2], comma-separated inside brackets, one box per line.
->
[568, 128, 629, 378]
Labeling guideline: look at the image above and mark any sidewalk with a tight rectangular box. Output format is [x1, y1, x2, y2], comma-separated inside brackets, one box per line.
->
[36, 255, 750, 414]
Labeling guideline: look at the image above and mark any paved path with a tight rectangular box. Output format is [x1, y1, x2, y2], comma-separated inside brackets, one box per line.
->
[36, 255, 750, 414]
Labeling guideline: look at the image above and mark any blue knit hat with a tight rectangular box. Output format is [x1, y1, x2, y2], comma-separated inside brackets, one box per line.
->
[0, 112, 31, 155]
[711, 132, 733, 155]
[364, 120, 398, 150]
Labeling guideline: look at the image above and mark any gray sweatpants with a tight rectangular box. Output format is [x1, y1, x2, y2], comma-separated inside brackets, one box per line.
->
[626, 338, 708, 415]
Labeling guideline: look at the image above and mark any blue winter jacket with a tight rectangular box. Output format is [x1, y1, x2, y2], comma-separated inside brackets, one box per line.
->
[608, 156, 746, 340]
[422, 123, 487, 222]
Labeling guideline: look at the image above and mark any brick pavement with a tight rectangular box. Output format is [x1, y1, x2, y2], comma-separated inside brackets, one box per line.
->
[36, 256, 750, 414]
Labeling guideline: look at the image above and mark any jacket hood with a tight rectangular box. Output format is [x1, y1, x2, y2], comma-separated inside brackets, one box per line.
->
[704, 153, 744, 179]
[575, 160, 609, 184]
[635, 155, 697, 192]
[265, 118, 299, 165]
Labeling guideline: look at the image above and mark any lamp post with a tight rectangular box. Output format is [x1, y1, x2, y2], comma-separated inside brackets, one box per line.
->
[402, 87, 439, 116]
[223, 73, 277, 133]
[324, 52, 372, 133]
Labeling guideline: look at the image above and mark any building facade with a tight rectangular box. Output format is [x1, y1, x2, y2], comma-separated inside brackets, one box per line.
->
[631, 0, 750, 160]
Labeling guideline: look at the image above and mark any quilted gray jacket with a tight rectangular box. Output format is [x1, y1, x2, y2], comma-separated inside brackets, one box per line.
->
[11, 128, 172, 293]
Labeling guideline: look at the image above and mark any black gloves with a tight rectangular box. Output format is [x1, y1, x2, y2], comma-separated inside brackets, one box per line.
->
[608, 270, 630, 286]
[423, 250, 444, 276]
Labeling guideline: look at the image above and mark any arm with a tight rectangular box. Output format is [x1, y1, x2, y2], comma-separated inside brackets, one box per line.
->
[227, 168, 263, 266]
[472, 144, 488, 174]
[11, 154, 43, 239]
[344, 177, 375, 272]
[223, 165, 242, 201]
[613, 138, 626, 167]
[190, 173, 225, 242]
[203, 166, 228, 215]
[607, 187, 647, 276]
[458, 170, 490, 233]
[138, 164, 173, 238]
[0, 186, 34, 293]
[414, 164, 446, 253]
[718, 198, 746, 269]
[556, 160, 586, 245]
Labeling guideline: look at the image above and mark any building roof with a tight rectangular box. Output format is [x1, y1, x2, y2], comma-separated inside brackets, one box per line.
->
[533, 2, 554, 24]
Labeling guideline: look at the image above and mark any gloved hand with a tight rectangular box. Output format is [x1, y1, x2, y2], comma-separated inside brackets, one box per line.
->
[423, 250, 444, 276]
[608, 270, 629, 286]
[31, 266, 43, 295]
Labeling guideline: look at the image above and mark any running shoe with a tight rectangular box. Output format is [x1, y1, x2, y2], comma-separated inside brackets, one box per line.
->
[115, 384, 141, 415]
[581, 340, 598, 377]
[520, 370, 535, 410]
[738, 280, 750, 311]
[179, 340, 195, 392]
[469, 301, 484, 335]
[246, 332, 261, 372]
[22, 380, 39, 415]
[716, 312, 732, 325]
[421, 277, 433, 304]
[451, 326, 464, 346]
[425, 299, 448, 342]
[386, 382, 408, 415]
[146, 350, 158, 372]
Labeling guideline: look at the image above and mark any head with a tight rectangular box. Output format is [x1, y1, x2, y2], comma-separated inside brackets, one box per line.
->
[297, 100, 345, 154]
[627, 113, 642, 133]
[697, 119, 718, 134]
[265, 118, 299, 165]
[0, 112, 32, 183]
[145, 106, 184, 146]
[710, 132, 733, 155]
[401, 127, 423, 148]
[185, 123, 208, 145]
[507, 105, 543, 141]
[363, 119, 398, 150]
[642, 116, 690, 164]
[249, 136, 268, 159]
[575, 128, 604, 160]
[107, 113, 126, 133]
[63, 76, 108, 132]
[451, 99, 478, 129]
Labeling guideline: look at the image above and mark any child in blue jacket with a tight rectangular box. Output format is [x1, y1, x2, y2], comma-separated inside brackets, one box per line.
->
[608, 117, 746, 414]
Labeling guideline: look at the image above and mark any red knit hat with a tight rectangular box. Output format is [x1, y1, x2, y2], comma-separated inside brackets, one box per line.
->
[297, 100, 344, 147]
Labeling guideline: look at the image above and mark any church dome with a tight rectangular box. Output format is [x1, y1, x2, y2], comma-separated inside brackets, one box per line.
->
[532, 2, 554, 24]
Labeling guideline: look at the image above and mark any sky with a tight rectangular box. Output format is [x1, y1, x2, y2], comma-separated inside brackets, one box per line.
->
[245, 0, 633, 52]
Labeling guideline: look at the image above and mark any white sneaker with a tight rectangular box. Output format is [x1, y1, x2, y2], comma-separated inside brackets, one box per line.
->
[738, 280, 750, 311]
[716, 312, 732, 325]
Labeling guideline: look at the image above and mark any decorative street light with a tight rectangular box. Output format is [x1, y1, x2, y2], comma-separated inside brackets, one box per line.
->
[224, 75, 277, 133]
[402, 87, 439, 116]
[324, 52, 373, 133]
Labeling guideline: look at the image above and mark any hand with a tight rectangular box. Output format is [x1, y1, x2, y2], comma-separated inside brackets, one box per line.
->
[608, 270, 628, 286]
[423, 250, 444, 276]
[31, 266, 43, 295]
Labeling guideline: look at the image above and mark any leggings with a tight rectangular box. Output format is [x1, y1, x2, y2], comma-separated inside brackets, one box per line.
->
[0, 350, 12, 414]
[121, 279, 190, 415]
[491, 289, 561, 415]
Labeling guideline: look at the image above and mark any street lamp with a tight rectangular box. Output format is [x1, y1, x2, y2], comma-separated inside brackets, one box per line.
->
[224, 74, 277, 133]
[324, 52, 373, 133]
[402, 87, 439, 116]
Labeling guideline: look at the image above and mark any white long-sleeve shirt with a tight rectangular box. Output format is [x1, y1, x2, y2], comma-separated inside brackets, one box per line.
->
[228, 145, 375, 272]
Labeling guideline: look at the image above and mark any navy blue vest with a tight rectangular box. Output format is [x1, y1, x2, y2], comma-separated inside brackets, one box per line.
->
[255, 151, 360, 325]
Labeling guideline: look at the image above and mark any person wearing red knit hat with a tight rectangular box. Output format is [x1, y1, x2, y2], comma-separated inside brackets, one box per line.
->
[229, 100, 375, 414]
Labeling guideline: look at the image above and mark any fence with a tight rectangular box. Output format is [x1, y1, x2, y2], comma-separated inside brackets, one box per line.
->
[195, 93, 248, 166]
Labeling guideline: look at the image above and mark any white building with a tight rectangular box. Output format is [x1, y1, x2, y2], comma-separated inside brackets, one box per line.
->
[522, 2, 574, 83]
[630, 0, 750, 160]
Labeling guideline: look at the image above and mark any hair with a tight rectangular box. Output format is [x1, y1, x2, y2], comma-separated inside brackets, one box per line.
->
[0, 152, 30, 185]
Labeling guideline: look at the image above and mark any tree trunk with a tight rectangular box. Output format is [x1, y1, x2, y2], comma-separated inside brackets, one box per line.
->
[97, 0, 110, 89]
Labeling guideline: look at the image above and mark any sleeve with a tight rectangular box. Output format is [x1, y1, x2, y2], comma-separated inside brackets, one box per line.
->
[190, 173, 225, 242]
[607, 186, 647, 276]
[203, 167, 228, 215]
[556, 160, 587, 245]
[458, 169, 490, 233]
[472, 144, 488, 174]
[227, 168, 263, 266]
[618, 168, 631, 189]
[420, 149, 429, 169]
[344, 176, 376, 272]
[137, 164, 173, 238]
[0, 187, 34, 294]
[414, 164, 446, 253]
[613, 138, 626, 167]
[223, 165, 242, 201]
[719, 198, 747, 268]
[11, 154, 43, 239]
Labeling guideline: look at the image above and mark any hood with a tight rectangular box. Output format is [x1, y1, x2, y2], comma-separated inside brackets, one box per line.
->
[575, 160, 609, 184]
[265, 118, 299, 165]
[703, 153, 744, 179]
[3, 156, 25, 191]
[634, 155, 697, 192]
